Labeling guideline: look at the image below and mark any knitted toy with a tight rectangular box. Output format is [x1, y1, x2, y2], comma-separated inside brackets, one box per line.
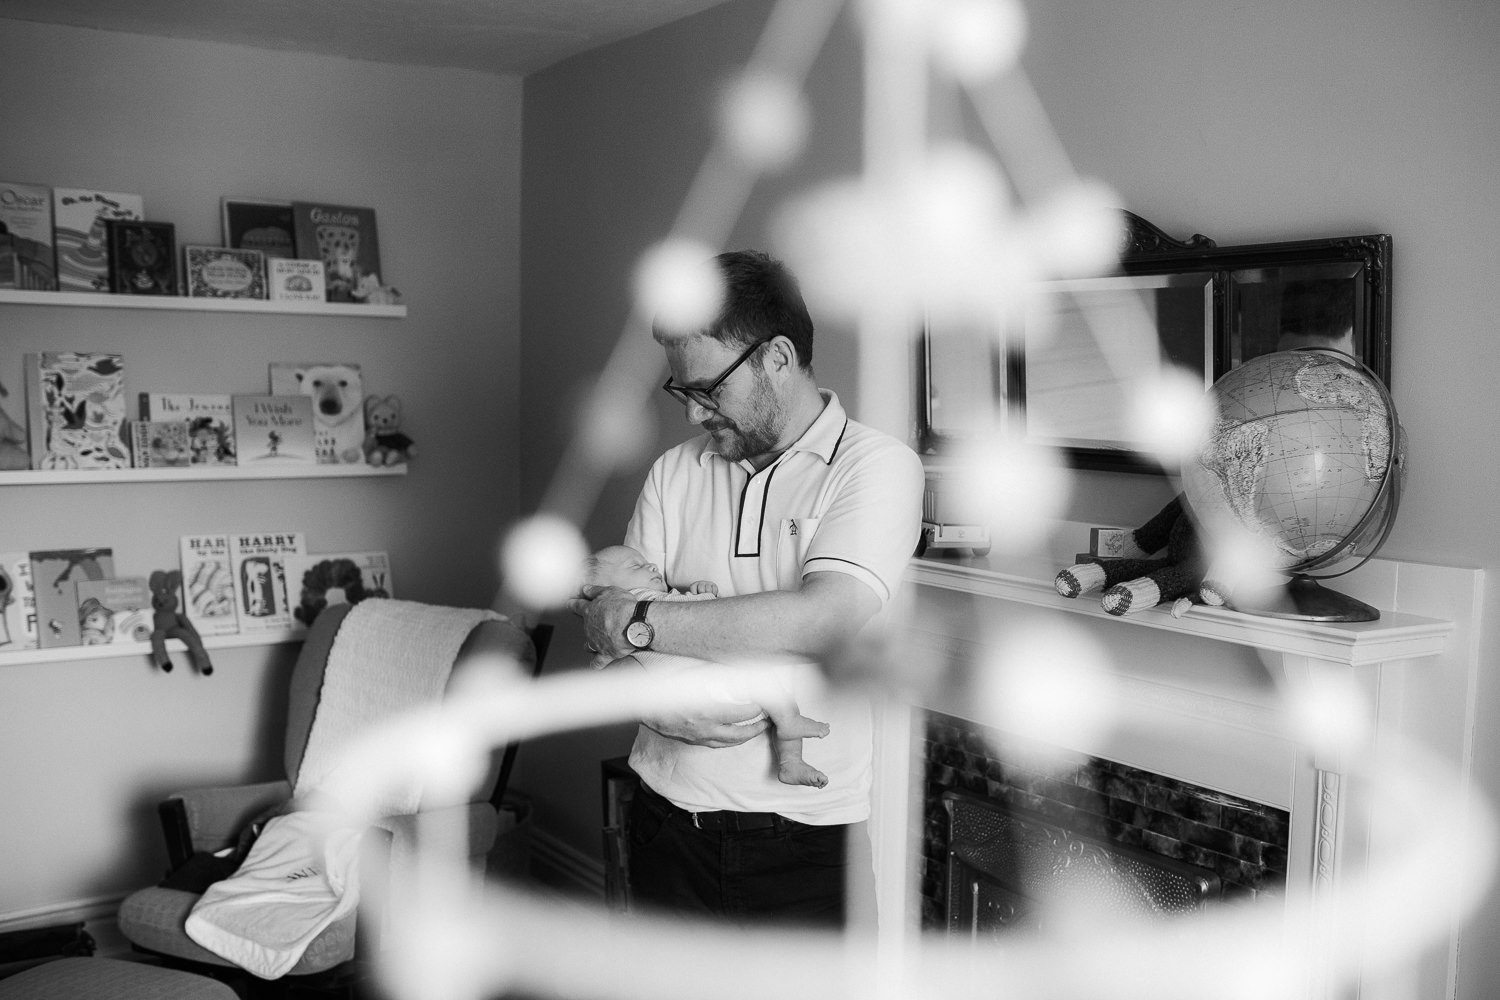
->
[1054, 494, 1207, 616]
[363, 394, 415, 466]
[149, 569, 213, 675]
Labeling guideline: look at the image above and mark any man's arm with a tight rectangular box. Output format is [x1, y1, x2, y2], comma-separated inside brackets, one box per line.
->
[569, 570, 881, 665]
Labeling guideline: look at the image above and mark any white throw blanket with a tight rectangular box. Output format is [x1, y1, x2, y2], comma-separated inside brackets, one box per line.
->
[186, 599, 502, 978]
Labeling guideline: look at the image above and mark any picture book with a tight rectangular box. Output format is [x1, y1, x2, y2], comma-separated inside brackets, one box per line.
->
[231, 394, 315, 465]
[0, 181, 56, 290]
[221, 198, 296, 259]
[183, 245, 267, 299]
[30, 548, 114, 648]
[106, 219, 177, 295]
[268, 258, 326, 304]
[139, 393, 236, 465]
[291, 202, 381, 303]
[267, 362, 365, 465]
[179, 534, 238, 637]
[52, 188, 144, 292]
[228, 531, 306, 633]
[0, 551, 38, 652]
[130, 420, 191, 468]
[285, 551, 392, 630]
[24, 352, 130, 470]
[75, 576, 153, 645]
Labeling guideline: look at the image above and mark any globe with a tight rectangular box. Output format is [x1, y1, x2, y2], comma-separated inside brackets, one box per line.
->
[1180, 348, 1405, 622]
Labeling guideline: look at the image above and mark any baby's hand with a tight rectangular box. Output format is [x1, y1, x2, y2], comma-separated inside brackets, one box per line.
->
[688, 580, 719, 596]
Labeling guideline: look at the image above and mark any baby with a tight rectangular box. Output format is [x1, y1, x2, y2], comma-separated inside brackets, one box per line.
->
[586, 544, 832, 788]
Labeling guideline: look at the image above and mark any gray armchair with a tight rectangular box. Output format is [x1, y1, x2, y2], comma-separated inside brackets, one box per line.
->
[116, 598, 546, 986]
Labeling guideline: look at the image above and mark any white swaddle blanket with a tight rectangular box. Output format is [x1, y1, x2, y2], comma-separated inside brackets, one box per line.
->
[186, 599, 501, 978]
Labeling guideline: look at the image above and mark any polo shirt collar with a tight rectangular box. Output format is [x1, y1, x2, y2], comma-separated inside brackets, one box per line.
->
[700, 389, 847, 468]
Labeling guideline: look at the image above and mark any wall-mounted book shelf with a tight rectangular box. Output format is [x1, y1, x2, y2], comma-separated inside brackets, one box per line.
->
[0, 629, 302, 669]
[0, 464, 406, 485]
[0, 288, 405, 317]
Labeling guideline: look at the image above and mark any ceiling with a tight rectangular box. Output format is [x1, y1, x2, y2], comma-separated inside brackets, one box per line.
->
[0, 0, 735, 75]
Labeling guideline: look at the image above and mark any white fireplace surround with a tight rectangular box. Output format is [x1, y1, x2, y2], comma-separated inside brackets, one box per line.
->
[871, 522, 1483, 1000]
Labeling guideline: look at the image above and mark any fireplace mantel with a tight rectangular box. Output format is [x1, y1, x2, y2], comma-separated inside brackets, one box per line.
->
[870, 533, 1483, 1000]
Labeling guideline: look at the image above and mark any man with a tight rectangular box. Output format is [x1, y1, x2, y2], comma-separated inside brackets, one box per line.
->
[571, 249, 924, 926]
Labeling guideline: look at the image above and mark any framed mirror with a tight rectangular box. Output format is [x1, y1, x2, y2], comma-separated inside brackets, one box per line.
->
[918, 212, 1392, 474]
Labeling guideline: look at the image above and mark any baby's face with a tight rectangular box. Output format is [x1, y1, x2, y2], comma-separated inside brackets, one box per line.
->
[593, 546, 666, 592]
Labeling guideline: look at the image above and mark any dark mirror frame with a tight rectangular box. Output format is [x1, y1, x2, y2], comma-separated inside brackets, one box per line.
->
[917, 211, 1392, 475]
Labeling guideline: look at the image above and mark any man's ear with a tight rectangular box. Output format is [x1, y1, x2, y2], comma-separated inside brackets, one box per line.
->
[763, 336, 797, 376]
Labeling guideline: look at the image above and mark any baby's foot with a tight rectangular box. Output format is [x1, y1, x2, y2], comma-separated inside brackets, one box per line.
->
[778, 714, 831, 739]
[779, 759, 830, 788]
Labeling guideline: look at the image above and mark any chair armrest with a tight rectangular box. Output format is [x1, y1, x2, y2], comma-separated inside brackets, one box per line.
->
[372, 802, 499, 872]
[165, 780, 293, 859]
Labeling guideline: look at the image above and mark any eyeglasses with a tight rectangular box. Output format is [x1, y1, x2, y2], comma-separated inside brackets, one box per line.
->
[661, 340, 765, 411]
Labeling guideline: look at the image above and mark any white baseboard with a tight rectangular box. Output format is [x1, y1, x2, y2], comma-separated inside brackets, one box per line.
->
[527, 828, 606, 899]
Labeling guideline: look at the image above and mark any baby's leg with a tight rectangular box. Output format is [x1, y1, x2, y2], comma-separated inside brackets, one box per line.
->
[772, 729, 829, 788]
[760, 694, 830, 788]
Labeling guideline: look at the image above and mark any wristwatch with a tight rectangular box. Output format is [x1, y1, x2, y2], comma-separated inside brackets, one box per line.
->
[624, 599, 655, 650]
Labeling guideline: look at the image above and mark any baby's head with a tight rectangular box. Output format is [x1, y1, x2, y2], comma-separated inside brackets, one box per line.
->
[586, 545, 666, 593]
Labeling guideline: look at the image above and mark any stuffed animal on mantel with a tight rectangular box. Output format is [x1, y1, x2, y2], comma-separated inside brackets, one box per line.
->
[1054, 494, 1207, 617]
[149, 569, 213, 675]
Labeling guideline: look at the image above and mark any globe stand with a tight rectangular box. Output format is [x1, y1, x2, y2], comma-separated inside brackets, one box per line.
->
[1228, 574, 1380, 623]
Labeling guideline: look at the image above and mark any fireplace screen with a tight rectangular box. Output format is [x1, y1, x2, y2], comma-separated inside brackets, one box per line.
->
[944, 789, 1221, 938]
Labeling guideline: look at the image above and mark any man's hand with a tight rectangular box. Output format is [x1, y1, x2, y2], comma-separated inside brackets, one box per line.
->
[567, 584, 638, 661]
[643, 702, 770, 747]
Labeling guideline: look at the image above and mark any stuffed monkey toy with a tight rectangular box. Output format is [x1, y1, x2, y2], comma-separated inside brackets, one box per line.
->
[1054, 494, 1207, 616]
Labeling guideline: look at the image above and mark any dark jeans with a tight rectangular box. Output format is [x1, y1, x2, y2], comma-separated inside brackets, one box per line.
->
[627, 781, 870, 928]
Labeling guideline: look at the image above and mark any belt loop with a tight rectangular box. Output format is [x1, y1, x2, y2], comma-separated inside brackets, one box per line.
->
[691, 812, 703, 830]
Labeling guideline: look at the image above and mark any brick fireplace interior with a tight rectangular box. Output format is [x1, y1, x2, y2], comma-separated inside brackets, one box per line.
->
[918, 709, 1290, 933]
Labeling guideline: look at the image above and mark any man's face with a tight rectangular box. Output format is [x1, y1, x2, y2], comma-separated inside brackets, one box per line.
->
[663, 334, 786, 464]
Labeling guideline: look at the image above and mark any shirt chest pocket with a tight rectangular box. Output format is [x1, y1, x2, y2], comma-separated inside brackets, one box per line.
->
[774, 517, 821, 587]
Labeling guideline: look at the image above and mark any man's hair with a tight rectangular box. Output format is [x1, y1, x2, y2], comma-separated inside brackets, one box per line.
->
[690, 249, 815, 370]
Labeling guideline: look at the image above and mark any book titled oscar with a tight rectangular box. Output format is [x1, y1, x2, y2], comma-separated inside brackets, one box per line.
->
[228, 531, 306, 634]
[231, 394, 315, 466]
[0, 181, 56, 290]
[179, 534, 238, 637]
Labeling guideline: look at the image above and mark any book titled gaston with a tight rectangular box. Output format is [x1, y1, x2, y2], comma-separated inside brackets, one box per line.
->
[30, 547, 114, 649]
[139, 393, 236, 465]
[231, 394, 315, 465]
[228, 532, 306, 634]
[291, 202, 381, 303]
[179, 534, 238, 637]
[24, 352, 130, 471]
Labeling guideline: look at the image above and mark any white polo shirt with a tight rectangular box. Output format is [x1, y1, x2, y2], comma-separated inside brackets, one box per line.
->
[624, 390, 924, 824]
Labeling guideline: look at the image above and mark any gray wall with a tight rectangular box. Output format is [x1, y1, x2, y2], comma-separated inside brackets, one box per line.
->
[517, 1, 1500, 996]
[0, 20, 523, 917]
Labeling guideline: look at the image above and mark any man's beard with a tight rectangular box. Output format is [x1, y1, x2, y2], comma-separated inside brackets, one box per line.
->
[705, 378, 784, 463]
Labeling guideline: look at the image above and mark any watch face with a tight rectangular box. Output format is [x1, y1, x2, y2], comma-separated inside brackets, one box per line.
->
[626, 620, 654, 649]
